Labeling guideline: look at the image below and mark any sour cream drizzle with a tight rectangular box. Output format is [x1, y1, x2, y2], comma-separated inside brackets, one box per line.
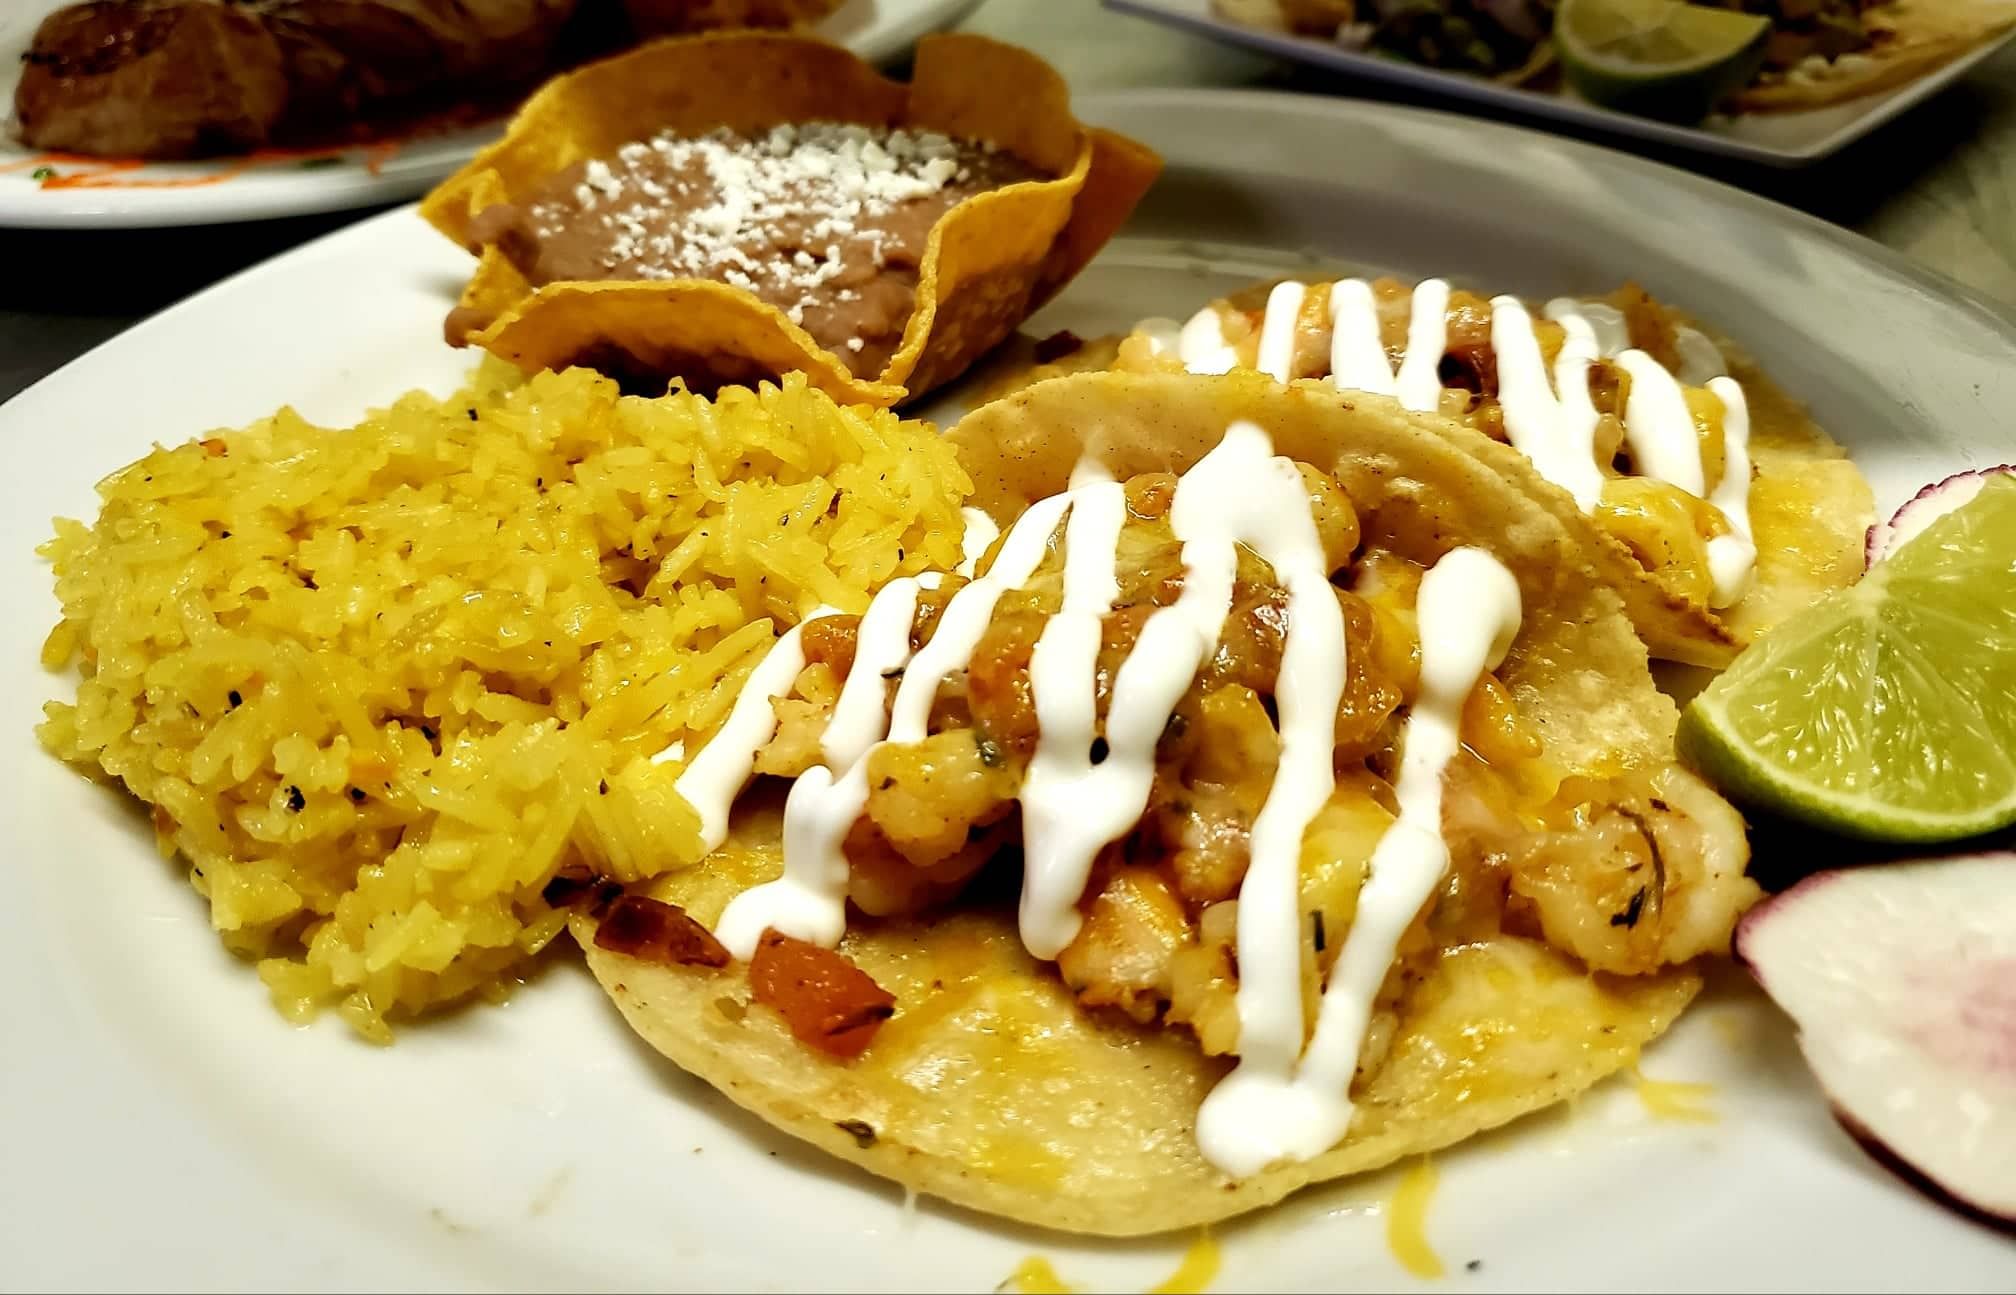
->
[1315, 278, 1449, 412]
[1018, 461, 1128, 957]
[710, 490, 1076, 960]
[1495, 297, 1604, 513]
[669, 606, 840, 850]
[1256, 281, 1307, 383]
[1011, 428, 1249, 957]
[1613, 349, 1705, 497]
[1703, 376, 1756, 607]
[1169, 281, 1755, 598]
[673, 411, 1532, 1177]
[715, 579, 924, 957]
[1195, 546, 1522, 1177]
[957, 506, 1000, 577]
[1178, 304, 1240, 375]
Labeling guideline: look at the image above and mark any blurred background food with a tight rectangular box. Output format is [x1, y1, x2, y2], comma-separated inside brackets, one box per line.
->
[1211, 0, 1979, 121]
[13, 0, 842, 159]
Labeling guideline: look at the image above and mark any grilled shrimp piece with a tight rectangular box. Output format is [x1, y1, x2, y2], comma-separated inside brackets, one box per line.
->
[1506, 765, 1758, 975]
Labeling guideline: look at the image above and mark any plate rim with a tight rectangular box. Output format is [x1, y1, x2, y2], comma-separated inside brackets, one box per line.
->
[1100, 0, 2016, 167]
[1073, 85, 2016, 339]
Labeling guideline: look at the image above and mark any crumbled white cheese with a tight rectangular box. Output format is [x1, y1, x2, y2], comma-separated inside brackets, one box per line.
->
[582, 158, 624, 198]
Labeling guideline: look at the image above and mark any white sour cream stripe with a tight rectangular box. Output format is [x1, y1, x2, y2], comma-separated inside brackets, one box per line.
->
[1548, 297, 1630, 359]
[1019, 462, 1128, 956]
[1013, 428, 1258, 957]
[1256, 281, 1308, 383]
[710, 487, 1078, 960]
[1495, 297, 1605, 514]
[1704, 376, 1756, 608]
[956, 506, 1001, 578]
[1220, 440, 1349, 1075]
[1178, 304, 1241, 375]
[1313, 277, 1452, 414]
[1614, 349, 1707, 497]
[712, 578, 925, 958]
[1327, 279, 1394, 400]
[1394, 278, 1451, 413]
[1195, 546, 1523, 1177]
[668, 606, 840, 850]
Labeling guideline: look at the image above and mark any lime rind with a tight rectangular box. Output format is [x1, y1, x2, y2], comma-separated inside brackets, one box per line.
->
[1554, 0, 1771, 121]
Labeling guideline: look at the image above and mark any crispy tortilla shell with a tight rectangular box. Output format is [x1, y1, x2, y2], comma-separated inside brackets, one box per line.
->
[421, 33, 1161, 406]
[1732, 1, 2016, 111]
[578, 371, 1707, 1232]
[576, 800, 1698, 1236]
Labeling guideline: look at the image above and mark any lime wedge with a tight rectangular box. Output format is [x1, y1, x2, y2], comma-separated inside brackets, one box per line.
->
[1679, 475, 2016, 843]
[1555, 0, 1771, 122]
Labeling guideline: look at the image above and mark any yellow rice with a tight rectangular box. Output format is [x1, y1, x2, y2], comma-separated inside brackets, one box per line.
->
[37, 362, 971, 1041]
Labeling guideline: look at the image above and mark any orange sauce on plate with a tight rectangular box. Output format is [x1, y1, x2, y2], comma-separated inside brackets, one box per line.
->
[1386, 1157, 1445, 1278]
[1147, 1232, 1221, 1294]
[1632, 1067, 1718, 1124]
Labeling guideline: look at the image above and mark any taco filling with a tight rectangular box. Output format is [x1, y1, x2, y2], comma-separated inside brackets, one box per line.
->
[580, 373, 1758, 1219]
[461, 122, 1048, 376]
[1115, 278, 1870, 664]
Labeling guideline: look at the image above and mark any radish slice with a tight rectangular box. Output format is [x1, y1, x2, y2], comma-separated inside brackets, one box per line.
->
[1736, 853, 2016, 1233]
[1867, 466, 2016, 564]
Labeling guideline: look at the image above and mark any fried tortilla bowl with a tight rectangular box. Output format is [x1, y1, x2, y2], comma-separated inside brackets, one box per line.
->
[573, 371, 1752, 1234]
[1733, 0, 2016, 112]
[421, 32, 1161, 407]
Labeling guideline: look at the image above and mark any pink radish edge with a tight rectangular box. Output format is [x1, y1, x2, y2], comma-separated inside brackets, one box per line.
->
[1865, 465, 2016, 565]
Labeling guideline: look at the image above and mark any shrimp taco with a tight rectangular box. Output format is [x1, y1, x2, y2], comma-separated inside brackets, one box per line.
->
[1093, 278, 1874, 668]
[1730, 1, 2016, 112]
[567, 371, 1758, 1234]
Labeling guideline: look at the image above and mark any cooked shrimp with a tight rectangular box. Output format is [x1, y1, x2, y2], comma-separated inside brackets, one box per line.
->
[1505, 765, 1756, 975]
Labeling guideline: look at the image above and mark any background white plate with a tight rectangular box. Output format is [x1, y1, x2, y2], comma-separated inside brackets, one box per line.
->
[3, 91, 2015, 1291]
[1105, 0, 2016, 167]
[0, 0, 980, 229]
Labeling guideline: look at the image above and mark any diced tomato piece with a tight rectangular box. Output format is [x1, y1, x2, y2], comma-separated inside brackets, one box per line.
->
[593, 895, 731, 968]
[748, 929, 896, 1059]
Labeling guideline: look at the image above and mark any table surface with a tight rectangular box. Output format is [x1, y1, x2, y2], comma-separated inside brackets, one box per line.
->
[6, 0, 2016, 405]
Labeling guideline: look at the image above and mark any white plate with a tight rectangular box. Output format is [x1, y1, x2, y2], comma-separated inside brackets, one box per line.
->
[1105, 0, 2016, 166]
[4, 90, 2015, 1292]
[0, 0, 980, 229]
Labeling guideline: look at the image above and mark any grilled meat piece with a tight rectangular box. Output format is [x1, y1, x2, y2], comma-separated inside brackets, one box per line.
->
[14, 2, 290, 157]
[15, 0, 583, 159]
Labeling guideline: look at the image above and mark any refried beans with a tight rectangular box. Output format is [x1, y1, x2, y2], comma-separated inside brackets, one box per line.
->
[463, 121, 1048, 377]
